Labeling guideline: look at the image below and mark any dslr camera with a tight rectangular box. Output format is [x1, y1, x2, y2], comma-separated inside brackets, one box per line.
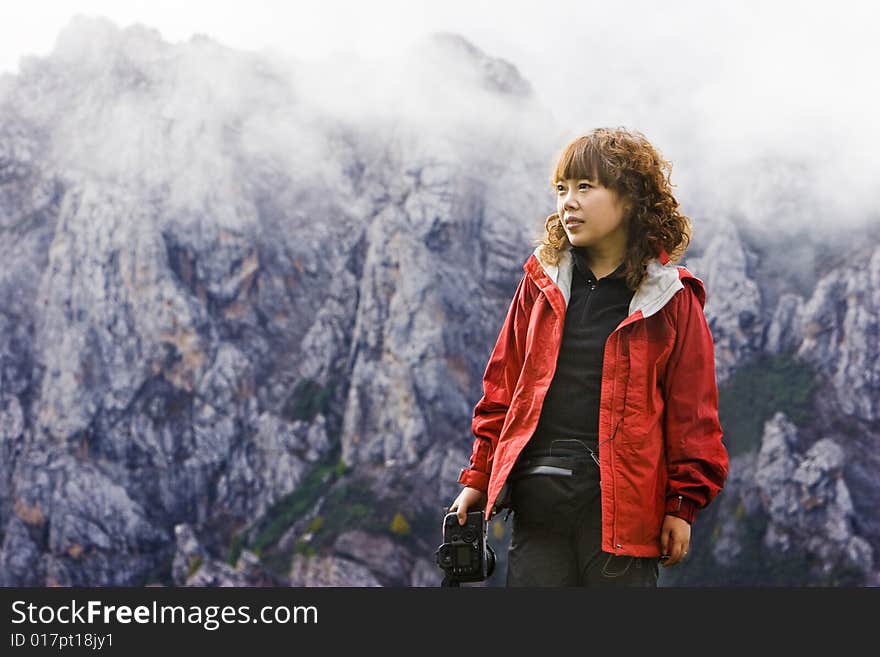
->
[435, 510, 495, 586]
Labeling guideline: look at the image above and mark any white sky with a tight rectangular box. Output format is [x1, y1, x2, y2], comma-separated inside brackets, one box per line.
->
[4, 1, 877, 81]
[4, 1, 876, 127]
[2, 0, 879, 229]
[4, 1, 876, 133]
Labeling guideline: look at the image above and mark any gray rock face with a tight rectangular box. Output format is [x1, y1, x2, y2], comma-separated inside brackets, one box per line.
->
[711, 451, 759, 568]
[683, 219, 763, 385]
[713, 412, 874, 583]
[44, 458, 170, 586]
[0, 394, 24, 524]
[793, 246, 880, 422]
[332, 529, 414, 585]
[173, 523, 281, 586]
[0, 17, 555, 586]
[0, 444, 169, 586]
[288, 554, 382, 587]
[217, 411, 330, 520]
[33, 185, 212, 441]
[764, 293, 805, 355]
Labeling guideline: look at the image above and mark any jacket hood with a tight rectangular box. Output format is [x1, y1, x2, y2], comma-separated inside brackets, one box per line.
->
[525, 244, 706, 318]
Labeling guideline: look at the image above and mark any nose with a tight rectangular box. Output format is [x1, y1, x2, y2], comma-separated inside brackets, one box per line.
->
[562, 189, 578, 210]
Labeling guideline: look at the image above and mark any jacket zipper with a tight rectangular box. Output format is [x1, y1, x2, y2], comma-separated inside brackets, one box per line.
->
[602, 297, 641, 553]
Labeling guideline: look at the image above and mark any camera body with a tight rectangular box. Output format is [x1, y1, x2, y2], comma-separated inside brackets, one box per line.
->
[435, 510, 495, 584]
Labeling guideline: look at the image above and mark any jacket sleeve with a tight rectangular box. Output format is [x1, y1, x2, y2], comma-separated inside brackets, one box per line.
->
[457, 272, 534, 492]
[660, 281, 729, 524]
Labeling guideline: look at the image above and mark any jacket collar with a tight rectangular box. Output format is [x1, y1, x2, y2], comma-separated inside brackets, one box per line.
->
[525, 244, 700, 319]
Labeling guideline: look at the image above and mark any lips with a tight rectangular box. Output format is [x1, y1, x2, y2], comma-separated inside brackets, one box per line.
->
[564, 217, 583, 228]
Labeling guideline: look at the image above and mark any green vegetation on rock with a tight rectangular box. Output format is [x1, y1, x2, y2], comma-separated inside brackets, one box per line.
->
[284, 379, 335, 422]
[718, 352, 818, 457]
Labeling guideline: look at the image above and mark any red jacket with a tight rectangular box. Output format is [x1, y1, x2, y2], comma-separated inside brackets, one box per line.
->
[458, 245, 729, 557]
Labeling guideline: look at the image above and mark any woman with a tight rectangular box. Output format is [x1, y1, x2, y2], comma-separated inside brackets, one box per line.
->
[447, 127, 729, 586]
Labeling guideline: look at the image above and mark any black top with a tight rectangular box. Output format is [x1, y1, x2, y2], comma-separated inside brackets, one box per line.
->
[520, 246, 635, 459]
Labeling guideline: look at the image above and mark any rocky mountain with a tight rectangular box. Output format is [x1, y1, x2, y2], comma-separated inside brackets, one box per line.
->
[0, 16, 877, 587]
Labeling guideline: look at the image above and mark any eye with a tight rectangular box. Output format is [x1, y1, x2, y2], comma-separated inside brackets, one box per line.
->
[555, 183, 591, 193]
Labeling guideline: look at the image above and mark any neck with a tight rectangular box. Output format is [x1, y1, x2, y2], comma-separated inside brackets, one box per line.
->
[573, 245, 625, 276]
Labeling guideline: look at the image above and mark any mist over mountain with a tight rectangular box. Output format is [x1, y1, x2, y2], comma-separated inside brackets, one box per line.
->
[0, 16, 877, 586]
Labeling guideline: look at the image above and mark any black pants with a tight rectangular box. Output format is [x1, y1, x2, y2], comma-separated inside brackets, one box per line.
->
[506, 450, 659, 587]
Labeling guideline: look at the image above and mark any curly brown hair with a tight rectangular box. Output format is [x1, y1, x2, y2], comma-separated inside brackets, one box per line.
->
[533, 127, 692, 291]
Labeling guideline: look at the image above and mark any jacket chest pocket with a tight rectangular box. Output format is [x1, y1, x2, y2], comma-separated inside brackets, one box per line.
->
[618, 329, 671, 446]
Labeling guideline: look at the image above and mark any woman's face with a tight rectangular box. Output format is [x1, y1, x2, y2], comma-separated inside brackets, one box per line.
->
[556, 177, 630, 256]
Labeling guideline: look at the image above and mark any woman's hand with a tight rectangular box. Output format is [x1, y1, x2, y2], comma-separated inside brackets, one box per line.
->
[659, 515, 691, 567]
[447, 487, 487, 528]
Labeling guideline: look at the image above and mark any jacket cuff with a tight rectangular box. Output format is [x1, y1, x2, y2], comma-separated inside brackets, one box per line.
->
[457, 468, 489, 493]
[665, 495, 698, 525]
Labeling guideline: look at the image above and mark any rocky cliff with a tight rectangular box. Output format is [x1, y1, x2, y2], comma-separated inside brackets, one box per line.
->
[1, 16, 877, 587]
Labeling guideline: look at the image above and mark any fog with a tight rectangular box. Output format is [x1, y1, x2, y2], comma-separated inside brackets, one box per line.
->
[2, 0, 878, 240]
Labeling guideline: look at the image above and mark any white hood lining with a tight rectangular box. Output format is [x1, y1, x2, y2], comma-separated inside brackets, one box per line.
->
[531, 245, 683, 319]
